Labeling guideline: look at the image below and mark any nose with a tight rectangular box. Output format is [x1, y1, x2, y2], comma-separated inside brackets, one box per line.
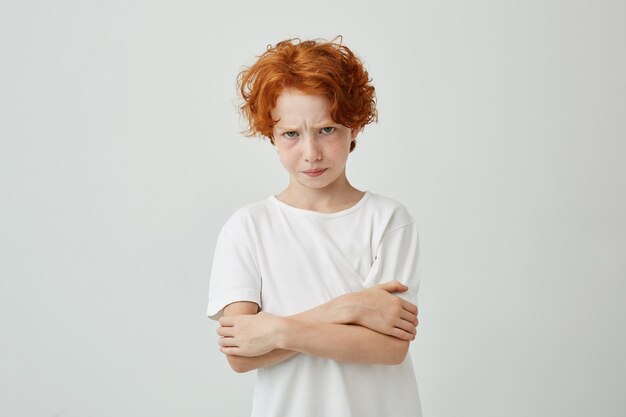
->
[303, 134, 322, 162]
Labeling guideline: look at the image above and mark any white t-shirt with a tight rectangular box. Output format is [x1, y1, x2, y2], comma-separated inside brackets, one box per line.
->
[207, 191, 422, 417]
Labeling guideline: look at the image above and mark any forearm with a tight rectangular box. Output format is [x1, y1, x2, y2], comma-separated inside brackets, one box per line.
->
[227, 322, 408, 370]
[218, 283, 417, 369]
[277, 320, 409, 365]
[289, 294, 352, 324]
[226, 348, 297, 373]
[223, 298, 347, 373]
[282, 296, 411, 365]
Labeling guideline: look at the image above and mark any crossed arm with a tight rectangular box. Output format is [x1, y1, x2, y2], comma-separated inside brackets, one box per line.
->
[215, 281, 419, 373]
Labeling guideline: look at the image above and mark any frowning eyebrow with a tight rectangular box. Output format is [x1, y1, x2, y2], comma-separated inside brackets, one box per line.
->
[274, 126, 298, 132]
[274, 121, 337, 132]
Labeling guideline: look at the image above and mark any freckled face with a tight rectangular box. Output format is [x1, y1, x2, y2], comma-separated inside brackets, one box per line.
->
[271, 89, 357, 192]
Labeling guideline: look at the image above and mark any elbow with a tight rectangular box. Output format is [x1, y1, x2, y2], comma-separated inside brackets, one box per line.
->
[226, 355, 254, 373]
[385, 339, 410, 365]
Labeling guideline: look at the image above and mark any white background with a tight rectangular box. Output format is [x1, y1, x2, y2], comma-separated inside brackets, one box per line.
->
[1, 1, 624, 416]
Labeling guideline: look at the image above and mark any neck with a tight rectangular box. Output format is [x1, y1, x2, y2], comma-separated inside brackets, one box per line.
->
[278, 174, 364, 212]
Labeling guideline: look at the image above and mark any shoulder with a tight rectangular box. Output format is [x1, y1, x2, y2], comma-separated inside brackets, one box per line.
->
[220, 197, 275, 235]
[364, 192, 415, 234]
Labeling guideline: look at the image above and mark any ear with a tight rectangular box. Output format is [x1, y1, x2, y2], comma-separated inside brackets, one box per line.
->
[351, 127, 359, 140]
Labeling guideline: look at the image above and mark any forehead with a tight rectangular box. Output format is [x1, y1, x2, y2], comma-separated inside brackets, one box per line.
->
[271, 89, 333, 126]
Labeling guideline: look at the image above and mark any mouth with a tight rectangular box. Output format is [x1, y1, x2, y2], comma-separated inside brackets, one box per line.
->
[302, 168, 327, 177]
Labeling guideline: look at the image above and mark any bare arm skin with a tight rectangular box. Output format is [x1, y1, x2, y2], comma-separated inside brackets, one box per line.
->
[220, 302, 298, 373]
[217, 281, 418, 373]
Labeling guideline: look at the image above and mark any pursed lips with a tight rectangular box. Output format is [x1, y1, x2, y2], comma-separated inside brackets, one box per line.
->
[302, 168, 327, 176]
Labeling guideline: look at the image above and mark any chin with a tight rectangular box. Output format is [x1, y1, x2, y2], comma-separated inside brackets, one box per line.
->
[300, 177, 341, 190]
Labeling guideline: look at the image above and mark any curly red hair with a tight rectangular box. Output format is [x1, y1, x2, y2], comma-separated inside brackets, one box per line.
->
[238, 37, 377, 148]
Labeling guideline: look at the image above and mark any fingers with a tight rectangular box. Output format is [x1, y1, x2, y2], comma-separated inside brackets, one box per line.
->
[395, 321, 416, 337]
[395, 313, 417, 335]
[375, 280, 408, 293]
[221, 346, 256, 357]
[218, 316, 235, 327]
[216, 326, 237, 349]
[400, 299, 418, 315]
[400, 309, 418, 327]
[394, 308, 419, 339]
[216, 326, 234, 337]
[220, 347, 241, 355]
[390, 327, 416, 341]
[218, 337, 238, 347]
[217, 324, 237, 348]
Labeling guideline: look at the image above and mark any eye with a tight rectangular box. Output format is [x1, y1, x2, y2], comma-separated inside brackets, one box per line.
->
[320, 127, 335, 134]
[283, 131, 298, 139]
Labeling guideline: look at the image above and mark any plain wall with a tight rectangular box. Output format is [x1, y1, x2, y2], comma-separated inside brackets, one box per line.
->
[1, 1, 624, 416]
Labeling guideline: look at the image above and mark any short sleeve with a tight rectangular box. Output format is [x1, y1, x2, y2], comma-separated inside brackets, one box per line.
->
[206, 218, 262, 321]
[363, 222, 421, 305]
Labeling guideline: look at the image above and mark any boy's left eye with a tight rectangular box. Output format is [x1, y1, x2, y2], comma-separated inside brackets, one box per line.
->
[320, 127, 335, 134]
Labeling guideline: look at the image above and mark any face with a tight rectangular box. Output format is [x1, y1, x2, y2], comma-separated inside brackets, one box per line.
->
[271, 89, 357, 194]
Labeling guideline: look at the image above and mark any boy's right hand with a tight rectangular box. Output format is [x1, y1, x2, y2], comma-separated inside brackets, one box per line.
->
[336, 281, 418, 341]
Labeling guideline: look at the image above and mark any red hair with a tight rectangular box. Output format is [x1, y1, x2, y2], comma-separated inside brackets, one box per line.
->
[238, 37, 377, 146]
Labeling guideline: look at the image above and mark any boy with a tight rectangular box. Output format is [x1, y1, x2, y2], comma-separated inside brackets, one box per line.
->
[207, 37, 422, 416]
